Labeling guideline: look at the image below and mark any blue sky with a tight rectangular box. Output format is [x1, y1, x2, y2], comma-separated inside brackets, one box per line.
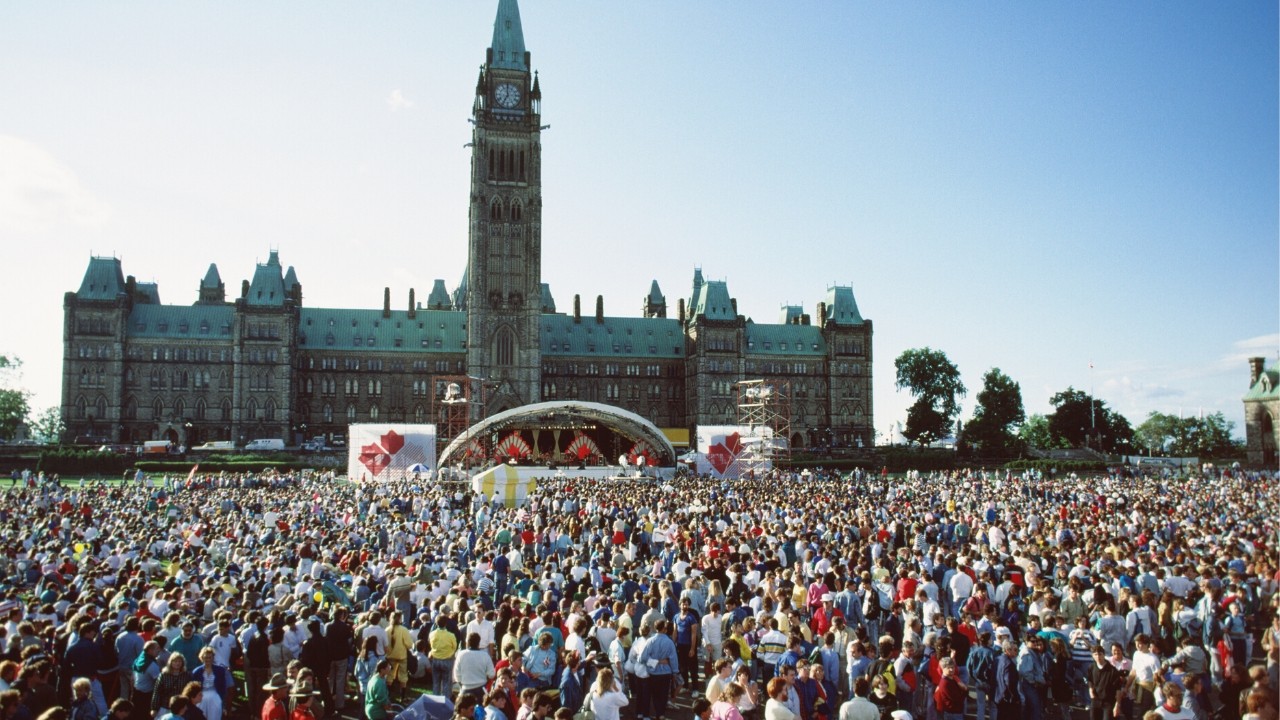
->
[1, 1, 1276, 441]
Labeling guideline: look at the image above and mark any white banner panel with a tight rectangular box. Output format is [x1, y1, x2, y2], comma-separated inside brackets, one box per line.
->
[694, 425, 774, 479]
[345, 424, 437, 482]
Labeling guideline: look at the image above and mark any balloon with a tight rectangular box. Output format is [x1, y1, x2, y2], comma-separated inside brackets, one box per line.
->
[313, 591, 324, 603]
[74, 543, 86, 553]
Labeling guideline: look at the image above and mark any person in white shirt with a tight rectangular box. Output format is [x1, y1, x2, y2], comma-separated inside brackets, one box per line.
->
[702, 603, 725, 665]
[589, 667, 629, 720]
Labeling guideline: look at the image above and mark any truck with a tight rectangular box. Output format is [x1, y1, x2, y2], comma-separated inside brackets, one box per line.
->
[191, 440, 236, 452]
[142, 440, 173, 454]
[243, 438, 285, 452]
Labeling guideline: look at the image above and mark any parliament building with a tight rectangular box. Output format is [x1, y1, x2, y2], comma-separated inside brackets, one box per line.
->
[61, 0, 874, 456]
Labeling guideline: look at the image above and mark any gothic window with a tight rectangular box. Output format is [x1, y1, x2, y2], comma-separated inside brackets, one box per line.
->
[495, 327, 515, 366]
[323, 404, 333, 423]
[265, 399, 276, 422]
[489, 148, 495, 177]
[346, 405, 357, 421]
[511, 200, 522, 221]
[369, 405, 379, 420]
[195, 399, 206, 420]
[414, 405, 425, 423]
[124, 397, 137, 420]
[491, 198, 503, 221]
[519, 151, 526, 181]
[173, 398, 185, 418]
[220, 399, 231, 421]
[152, 397, 164, 421]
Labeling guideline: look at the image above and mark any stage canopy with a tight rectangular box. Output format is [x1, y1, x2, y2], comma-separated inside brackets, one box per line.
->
[438, 400, 677, 469]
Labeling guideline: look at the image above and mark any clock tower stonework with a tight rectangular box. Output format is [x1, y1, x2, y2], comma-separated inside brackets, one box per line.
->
[466, 0, 544, 417]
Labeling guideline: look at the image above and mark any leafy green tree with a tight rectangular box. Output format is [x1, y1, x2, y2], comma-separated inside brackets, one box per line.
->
[1047, 387, 1134, 452]
[894, 348, 965, 446]
[1136, 411, 1238, 458]
[30, 406, 65, 444]
[1018, 413, 1061, 450]
[0, 356, 30, 440]
[965, 368, 1026, 456]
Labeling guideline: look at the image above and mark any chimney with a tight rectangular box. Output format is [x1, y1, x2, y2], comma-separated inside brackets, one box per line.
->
[1249, 357, 1265, 387]
[678, 298, 685, 324]
[801, 313, 810, 326]
[595, 295, 604, 323]
[408, 289, 416, 319]
[731, 298, 738, 317]
[816, 301, 827, 329]
[383, 287, 391, 318]
[573, 294, 581, 323]
[241, 279, 250, 299]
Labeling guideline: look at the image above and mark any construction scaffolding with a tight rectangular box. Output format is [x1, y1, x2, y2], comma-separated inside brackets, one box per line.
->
[432, 375, 478, 465]
[735, 379, 792, 477]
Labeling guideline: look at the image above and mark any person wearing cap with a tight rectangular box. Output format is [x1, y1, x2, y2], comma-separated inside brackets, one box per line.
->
[811, 594, 844, 638]
[261, 672, 291, 720]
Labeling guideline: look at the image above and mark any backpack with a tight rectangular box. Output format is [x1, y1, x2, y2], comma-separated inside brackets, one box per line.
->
[871, 659, 897, 696]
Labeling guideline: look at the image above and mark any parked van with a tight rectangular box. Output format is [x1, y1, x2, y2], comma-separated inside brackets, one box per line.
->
[142, 440, 173, 454]
[192, 440, 235, 452]
[243, 438, 285, 452]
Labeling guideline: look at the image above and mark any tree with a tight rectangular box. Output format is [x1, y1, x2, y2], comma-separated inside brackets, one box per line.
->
[965, 368, 1025, 456]
[1135, 411, 1238, 458]
[29, 406, 65, 444]
[1018, 413, 1062, 450]
[894, 348, 966, 446]
[0, 356, 29, 440]
[1046, 387, 1135, 453]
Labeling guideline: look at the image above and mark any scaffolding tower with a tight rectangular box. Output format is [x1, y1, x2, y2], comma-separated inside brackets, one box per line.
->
[433, 375, 477, 465]
[735, 379, 792, 478]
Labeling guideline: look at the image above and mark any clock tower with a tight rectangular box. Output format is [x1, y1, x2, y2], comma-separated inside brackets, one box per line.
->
[466, 0, 544, 417]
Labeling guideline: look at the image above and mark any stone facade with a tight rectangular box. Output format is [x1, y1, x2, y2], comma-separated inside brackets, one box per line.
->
[1243, 356, 1278, 466]
[59, 0, 874, 452]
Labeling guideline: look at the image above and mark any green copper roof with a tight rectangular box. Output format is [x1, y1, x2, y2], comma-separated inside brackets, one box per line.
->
[453, 267, 469, 311]
[427, 279, 452, 310]
[779, 305, 803, 324]
[490, 0, 528, 71]
[1244, 367, 1279, 402]
[746, 323, 826, 356]
[298, 308, 466, 354]
[540, 283, 556, 313]
[76, 257, 126, 301]
[283, 266, 299, 293]
[540, 314, 684, 358]
[823, 286, 864, 325]
[135, 282, 160, 305]
[247, 251, 287, 306]
[127, 304, 234, 339]
[691, 280, 735, 321]
[201, 263, 222, 289]
[648, 280, 665, 304]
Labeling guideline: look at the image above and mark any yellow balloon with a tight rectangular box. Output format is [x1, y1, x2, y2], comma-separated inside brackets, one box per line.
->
[74, 543, 86, 553]
[313, 591, 324, 603]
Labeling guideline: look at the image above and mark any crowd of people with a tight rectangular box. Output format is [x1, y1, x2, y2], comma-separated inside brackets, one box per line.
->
[0, 464, 1275, 720]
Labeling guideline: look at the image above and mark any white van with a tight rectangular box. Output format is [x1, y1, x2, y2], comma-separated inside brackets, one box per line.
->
[192, 440, 235, 452]
[244, 438, 285, 452]
[142, 440, 173, 455]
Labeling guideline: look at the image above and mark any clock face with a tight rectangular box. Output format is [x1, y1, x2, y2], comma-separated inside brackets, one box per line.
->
[495, 83, 520, 109]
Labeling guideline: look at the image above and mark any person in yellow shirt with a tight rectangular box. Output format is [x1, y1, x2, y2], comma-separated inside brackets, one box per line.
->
[385, 611, 415, 703]
[429, 617, 460, 699]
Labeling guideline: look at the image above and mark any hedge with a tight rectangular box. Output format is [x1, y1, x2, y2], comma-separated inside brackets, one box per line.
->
[36, 449, 132, 476]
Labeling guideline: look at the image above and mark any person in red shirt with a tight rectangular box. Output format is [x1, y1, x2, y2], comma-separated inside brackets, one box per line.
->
[933, 656, 968, 720]
[261, 673, 289, 720]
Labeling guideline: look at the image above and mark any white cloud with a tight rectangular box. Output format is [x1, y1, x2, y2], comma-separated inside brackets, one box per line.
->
[387, 89, 414, 111]
[0, 135, 112, 233]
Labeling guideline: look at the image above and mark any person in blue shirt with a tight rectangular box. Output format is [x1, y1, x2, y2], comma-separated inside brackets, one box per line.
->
[674, 600, 701, 689]
[639, 619, 679, 720]
[994, 640, 1021, 720]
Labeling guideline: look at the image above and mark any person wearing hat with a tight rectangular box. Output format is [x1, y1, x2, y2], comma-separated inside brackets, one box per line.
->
[261, 672, 290, 720]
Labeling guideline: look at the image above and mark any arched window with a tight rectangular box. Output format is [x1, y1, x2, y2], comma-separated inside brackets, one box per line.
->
[173, 398, 185, 418]
[265, 399, 277, 422]
[195, 399, 206, 420]
[491, 198, 503, 221]
[75, 396, 87, 419]
[346, 405, 357, 421]
[152, 397, 164, 421]
[123, 397, 137, 420]
[369, 405, 380, 420]
[246, 398, 258, 420]
[220, 399, 231, 421]
[414, 405, 425, 423]
[323, 404, 333, 423]
[495, 327, 515, 366]
[95, 395, 106, 418]
[511, 200, 523, 221]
